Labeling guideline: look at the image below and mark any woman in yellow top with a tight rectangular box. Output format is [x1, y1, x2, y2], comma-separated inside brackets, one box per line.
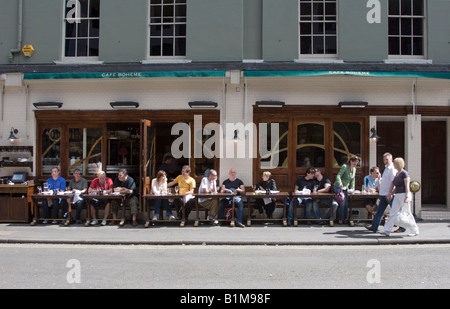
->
[168, 165, 196, 220]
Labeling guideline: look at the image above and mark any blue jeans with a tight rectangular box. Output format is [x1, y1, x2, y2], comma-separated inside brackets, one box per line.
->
[318, 198, 339, 220]
[370, 195, 393, 232]
[334, 186, 349, 221]
[153, 199, 172, 217]
[219, 197, 244, 224]
[287, 197, 313, 223]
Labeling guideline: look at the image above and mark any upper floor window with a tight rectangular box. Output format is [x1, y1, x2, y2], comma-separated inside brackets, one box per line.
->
[388, 0, 425, 57]
[299, 0, 337, 57]
[64, 0, 100, 59]
[149, 0, 187, 58]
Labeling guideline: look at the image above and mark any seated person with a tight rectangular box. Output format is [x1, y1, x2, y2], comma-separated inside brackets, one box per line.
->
[364, 166, 381, 216]
[68, 168, 88, 224]
[287, 167, 317, 225]
[219, 168, 246, 228]
[112, 168, 139, 227]
[313, 169, 338, 223]
[253, 171, 277, 219]
[151, 170, 175, 220]
[167, 165, 196, 221]
[88, 171, 113, 226]
[198, 169, 219, 225]
[42, 167, 68, 224]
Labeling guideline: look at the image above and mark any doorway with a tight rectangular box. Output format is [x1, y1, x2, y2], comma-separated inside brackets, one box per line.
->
[422, 121, 447, 205]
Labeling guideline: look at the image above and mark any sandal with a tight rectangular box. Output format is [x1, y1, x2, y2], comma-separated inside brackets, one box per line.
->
[394, 227, 406, 233]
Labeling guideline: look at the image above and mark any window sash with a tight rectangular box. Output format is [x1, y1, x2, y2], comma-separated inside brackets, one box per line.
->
[149, 0, 187, 58]
[299, 0, 337, 57]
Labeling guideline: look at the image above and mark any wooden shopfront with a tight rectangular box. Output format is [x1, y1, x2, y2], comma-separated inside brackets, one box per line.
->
[34, 109, 221, 194]
[252, 105, 372, 191]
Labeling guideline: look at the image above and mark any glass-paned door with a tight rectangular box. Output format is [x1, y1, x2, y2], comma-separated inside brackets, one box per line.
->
[41, 128, 62, 175]
[68, 128, 102, 175]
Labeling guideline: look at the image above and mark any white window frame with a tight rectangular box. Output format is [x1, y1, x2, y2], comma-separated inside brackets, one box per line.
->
[297, 0, 338, 61]
[387, 0, 427, 60]
[146, 0, 188, 62]
[60, 0, 101, 63]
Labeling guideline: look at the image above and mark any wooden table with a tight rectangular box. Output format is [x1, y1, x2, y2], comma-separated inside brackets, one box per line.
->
[30, 192, 73, 226]
[245, 192, 289, 227]
[83, 193, 126, 227]
[291, 192, 336, 226]
[347, 191, 380, 226]
[143, 194, 189, 228]
[193, 192, 236, 227]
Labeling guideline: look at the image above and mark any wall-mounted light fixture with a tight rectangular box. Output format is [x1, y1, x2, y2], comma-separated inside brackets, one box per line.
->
[33, 102, 63, 109]
[338, 101, 368, 108]
[370, 126, 381, 143]
[233, 130, 239, 143]
[188, 101, 218, 109]
[255, 100, 285, 108]
[8, 127, 18, 143]
[110, 101, 139, 109]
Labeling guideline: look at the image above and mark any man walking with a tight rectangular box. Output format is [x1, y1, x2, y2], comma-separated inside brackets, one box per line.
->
[366, 153, 396, 232]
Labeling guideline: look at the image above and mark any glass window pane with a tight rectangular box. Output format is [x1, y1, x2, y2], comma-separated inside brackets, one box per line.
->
[401, 0, 411, 15]
[401, 36, 412, 55]
[388, 18, 399, 35]
[89, 0, 100, 18]
[174, 38, 186, 56]
[401, 18, 411, 35]
[389, 37, 400, 55]
[66, 22, 77, 38]
[325, 36, 336, 54]
[42, 128, 62, 175]
[413, 37, 423, 55]
[333, 122, 361, 168]
[389, 0, 400, 15]
[69, 128, 102, 175]
[312, 23, 324, 35]
[313, 36, 324, 54]
[162, 38, 174, 56]
[324, 22, 336, 34]
[89, 39, 99, 56]
[260, 122, 289, 169]
[77, 39, 88, 56]
[300, 23, 312, 35]
[79, 0, 89, 18]
[65, 39, 76, 57]
[412, 18, 423, 35]
[301, 36, 312, 54]
[297, 122, 325, 168]
[413, 0, 424, 15]
[150, 38, 161, 56]
[300, 3, 312, 16]
[89, 19, 100, 37]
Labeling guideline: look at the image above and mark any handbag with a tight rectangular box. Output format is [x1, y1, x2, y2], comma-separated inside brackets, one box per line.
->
[334, 188, 345, 204]
[394, 203, 414, 227]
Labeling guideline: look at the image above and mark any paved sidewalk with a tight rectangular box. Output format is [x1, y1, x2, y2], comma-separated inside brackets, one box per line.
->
[1, 221, 450, 246]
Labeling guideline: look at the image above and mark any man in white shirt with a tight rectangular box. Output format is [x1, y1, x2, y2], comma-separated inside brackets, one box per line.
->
[366, 153, 396, 232]
[198, 169, 219, 226]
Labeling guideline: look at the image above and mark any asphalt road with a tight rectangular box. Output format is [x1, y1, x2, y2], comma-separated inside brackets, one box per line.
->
[1, 243, 449, 290]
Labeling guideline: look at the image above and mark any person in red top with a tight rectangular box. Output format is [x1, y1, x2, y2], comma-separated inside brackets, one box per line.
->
[88, 171, 114, 226]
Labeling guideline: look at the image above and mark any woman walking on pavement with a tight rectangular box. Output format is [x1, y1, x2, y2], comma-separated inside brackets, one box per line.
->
[379, 157, 419, 237]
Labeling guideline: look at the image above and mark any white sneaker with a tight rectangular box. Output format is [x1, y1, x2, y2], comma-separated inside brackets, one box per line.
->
[101, 220, 107, 226]
[152, 215, 158, 221]
[90, 219, 98, 225]
[169, 215, 175, 220]
[379, 231, 390, 236]
[408, 232, 419, 237]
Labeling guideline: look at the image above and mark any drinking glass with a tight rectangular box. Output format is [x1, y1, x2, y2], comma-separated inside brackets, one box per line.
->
[175, 186, 179, 194]
[43, 182, 48, 192]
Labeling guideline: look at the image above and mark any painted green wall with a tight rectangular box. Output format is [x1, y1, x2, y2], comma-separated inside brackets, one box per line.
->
[339, 0, 388, 61]
[0, 0, 449, 64]
[187, 0, 243, 61]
